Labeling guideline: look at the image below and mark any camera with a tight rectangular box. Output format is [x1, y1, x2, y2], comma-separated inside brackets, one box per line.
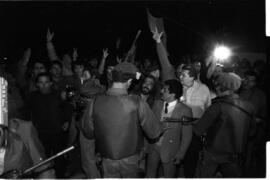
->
[65, 86, 76, 102]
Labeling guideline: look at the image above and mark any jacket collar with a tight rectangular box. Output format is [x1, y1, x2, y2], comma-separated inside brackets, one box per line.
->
[107, 87, 128, 95]
[212, 93, 239, 103]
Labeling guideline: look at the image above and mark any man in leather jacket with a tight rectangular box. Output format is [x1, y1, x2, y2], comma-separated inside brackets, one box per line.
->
[81, 62, 162, 178]
[193, 72, 256, 177]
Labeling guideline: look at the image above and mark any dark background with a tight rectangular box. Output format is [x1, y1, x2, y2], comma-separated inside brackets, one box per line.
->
[0, 0, 266, 65]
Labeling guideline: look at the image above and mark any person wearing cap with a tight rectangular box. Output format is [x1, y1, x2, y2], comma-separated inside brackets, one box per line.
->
[80, 62, 162, 178]
[193, 72, 256, 177]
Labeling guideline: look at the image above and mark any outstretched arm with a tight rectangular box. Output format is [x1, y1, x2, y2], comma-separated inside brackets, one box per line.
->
[46, 28, 60, 61]
[16, 48, 31, 88]
[124, 44, 137, 64]
[72, 48, 78, 61]
[152, 27, 176, 81]
[206, 55, 217, 79]
[98, 48, 109, 75]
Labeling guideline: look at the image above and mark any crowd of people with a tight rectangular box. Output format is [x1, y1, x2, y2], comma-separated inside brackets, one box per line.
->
[0, 24, 267, 178]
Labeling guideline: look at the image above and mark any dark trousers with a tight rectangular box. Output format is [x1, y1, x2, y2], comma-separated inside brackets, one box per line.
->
[183, 136, 202, 178]
[146, 148, 176, 178]
[102, 154, 140, 178]
[38, 132, 66, 178]
[196, 149, 242, 178]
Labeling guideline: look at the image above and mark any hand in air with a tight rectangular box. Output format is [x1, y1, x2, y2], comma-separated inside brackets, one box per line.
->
[46, 28, 54, 42]
[73, 48, 78, 61]
[102, 48, 109, 59]
[151, 26, 164, 43]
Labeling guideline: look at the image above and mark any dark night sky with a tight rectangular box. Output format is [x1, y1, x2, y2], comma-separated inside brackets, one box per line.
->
[0, 1, 266, 64]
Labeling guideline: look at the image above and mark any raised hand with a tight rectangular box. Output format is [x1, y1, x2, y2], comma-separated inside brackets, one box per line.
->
[46, 28, 54, 42]
[25, 48, 32, 58]
[116, 56, 122, 64]
[72, 48, 78, 61]
[151, 26, 164, 43]
[21, 48, 31, 65]
[102, 48, 109, 59]
[205, 55, 215, 67]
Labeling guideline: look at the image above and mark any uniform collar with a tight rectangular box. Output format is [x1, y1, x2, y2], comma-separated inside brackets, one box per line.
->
[107, 87, 128, 95]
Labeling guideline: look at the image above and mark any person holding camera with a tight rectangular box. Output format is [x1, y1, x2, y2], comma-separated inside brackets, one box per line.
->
[23, 72, 71, 177]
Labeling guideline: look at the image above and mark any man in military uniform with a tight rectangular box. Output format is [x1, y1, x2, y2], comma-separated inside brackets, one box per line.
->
[193, 72, 256, 177]
[81, 62, 162, 178]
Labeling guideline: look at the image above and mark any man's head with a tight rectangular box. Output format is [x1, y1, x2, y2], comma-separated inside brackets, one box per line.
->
[141, 75, 156, 95]
[89, 57, 98, 68]
[179, 64, 197, 87]
[82, 68, 92, 82]
[72, 60, 85, 78]
[35, 72, 53, 94]
[32, 61, 47, 77]
[214, 72, 242, 96]
[50, 60, 63, 79]
[242, 70, 258, 90]
[161, 79, 183, 102]
[62, 54, 72, 68]
[112, 62, 138, 88]
[193, 61, 201, 78]
[176, 63, 185, 78]
[143, 58, 152, 69]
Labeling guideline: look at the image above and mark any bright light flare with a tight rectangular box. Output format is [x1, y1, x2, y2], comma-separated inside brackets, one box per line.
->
[213, 46, 231, 61]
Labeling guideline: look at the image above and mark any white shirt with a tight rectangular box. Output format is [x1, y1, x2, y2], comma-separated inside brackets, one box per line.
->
[180, 80, 211, 118]
[161, 100, 178, 121]
[0, 148, 5, 175]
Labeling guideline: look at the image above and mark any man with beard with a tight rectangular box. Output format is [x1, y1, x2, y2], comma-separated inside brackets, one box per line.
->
[134, 75, 160, 108]
[130, 74, 161, 176]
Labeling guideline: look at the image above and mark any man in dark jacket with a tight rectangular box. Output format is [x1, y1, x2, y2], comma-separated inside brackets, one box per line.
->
[193, 72, 256, 178]
[81, 62, 162, 178]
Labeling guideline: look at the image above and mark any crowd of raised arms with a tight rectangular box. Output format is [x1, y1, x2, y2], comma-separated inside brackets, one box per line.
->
[0, 25, 267, 179]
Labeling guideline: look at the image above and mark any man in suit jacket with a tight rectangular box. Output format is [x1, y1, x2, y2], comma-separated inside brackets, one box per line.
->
[146, 79, 193, 178]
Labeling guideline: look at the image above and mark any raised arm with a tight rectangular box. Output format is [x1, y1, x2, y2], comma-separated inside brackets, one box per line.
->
[16, 48, 31, 88]
[205, 55, 217, 79]
[98, 48, 109, 75]
[72, 48, 78, 61]
[46, 28, 60, 61]
[152, 27, 176, 81]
